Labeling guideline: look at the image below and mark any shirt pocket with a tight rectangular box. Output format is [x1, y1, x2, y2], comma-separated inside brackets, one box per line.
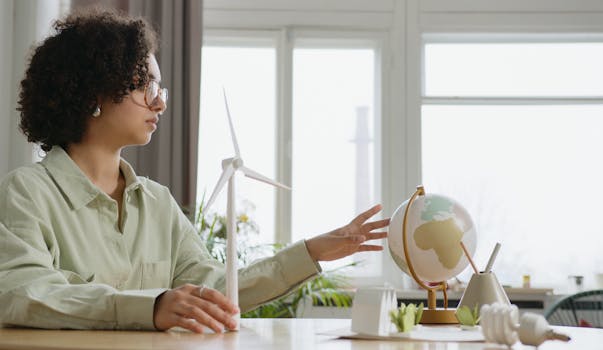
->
[141, 260, 171, 289]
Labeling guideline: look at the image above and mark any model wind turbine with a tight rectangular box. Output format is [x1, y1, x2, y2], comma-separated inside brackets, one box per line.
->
[204, 89, 291, 330]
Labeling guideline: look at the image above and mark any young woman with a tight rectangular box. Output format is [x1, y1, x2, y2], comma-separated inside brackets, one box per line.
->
[0, 9, 389, 333]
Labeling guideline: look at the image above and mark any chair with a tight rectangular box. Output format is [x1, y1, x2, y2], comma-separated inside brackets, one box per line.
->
[544, 289, 603, 328]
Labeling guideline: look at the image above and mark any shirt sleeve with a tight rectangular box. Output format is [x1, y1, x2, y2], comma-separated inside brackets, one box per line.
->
[170, 201, 322, 312]
[0, 222, 167, 330]
[0, 174, 164, 330]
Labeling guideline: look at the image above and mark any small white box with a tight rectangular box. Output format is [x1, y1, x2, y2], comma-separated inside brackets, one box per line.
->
[351, 286, 397, 336]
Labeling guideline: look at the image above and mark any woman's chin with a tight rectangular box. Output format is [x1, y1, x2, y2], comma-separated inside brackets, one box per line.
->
[141, 135, 153, 145]
[129, 134, 153, 146]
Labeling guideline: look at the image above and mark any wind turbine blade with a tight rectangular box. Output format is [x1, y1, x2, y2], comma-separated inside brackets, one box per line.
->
[222, 88, 241, 158]
[240, 166, 291, 190]
[204, 163, 235, 213]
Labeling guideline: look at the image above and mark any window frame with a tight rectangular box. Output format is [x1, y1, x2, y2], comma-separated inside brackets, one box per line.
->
[408, 0, 603, 187]
[422, 33, 603, 103]
[279, 29, 386, 247]
[203, 0, 603, 289]
[414, 2, 603, 290]
[201, 28, 388, 285]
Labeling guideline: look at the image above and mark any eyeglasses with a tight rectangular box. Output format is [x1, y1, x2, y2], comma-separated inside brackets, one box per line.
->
[143, 80, 168, 109]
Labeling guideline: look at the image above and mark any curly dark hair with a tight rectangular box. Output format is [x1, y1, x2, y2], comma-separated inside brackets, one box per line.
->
[18, 9, 159, 152]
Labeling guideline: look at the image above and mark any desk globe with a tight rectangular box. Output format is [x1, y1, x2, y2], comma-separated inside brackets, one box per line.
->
[388, 185, 477, 324]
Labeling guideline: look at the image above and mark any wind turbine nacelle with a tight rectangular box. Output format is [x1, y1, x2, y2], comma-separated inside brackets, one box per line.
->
[222, 157, 244, 170]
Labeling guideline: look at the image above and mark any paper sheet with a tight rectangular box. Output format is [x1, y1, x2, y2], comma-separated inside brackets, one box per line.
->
[321, 325, 485, 342]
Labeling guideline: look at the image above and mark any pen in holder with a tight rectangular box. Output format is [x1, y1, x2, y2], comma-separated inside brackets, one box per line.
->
[458, 242, 510, 311]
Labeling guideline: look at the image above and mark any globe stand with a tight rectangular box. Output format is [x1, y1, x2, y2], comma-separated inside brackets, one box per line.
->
[402, 185, 459, 324]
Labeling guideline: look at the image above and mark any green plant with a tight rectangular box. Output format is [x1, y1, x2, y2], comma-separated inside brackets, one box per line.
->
[195, 198, 354, 318]
[389, 302, 424, 332]
[242, 264, 354, 318]
[197, 199, 277, 266]
[455, 304, 481, 326]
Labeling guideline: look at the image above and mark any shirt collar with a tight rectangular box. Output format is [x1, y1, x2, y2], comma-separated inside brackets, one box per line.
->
[119, 157, 156, 200]
[41, 146, 155, 210]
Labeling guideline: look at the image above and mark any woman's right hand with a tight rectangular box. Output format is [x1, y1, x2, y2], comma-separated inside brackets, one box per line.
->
[153, 284, 239, 333]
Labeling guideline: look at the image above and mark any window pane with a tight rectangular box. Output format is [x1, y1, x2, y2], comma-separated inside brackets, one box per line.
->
[198, 46, 276, 244]
[422, 105, 603, 291]
[425, 43, 603, 97]
[292, 48, 379, 274]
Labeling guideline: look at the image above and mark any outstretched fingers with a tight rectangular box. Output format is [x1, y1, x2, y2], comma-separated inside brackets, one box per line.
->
[363, 218, 390, 231]
[343, 233, 385, 247]
[367, 231, 388, 240]
[357, 244, 383, 252]
[352, 204, 383, 225]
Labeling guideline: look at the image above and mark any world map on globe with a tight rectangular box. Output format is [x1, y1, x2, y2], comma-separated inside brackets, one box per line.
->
[388, 193, 477, 283]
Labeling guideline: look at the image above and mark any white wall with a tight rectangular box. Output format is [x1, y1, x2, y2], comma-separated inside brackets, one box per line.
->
[0, 0, 63, 179]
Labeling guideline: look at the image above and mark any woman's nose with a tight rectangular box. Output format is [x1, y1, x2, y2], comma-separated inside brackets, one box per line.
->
[152, 98, 167, 114]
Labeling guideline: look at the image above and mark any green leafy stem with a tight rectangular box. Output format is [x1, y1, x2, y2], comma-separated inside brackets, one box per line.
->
[389, 302, 424, 333]
[455, 304, 481, 326]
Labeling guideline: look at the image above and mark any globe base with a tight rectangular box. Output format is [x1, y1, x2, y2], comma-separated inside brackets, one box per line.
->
[420, 308, 459, 324]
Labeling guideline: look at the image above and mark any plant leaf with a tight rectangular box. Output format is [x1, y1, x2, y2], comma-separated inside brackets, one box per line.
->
[389, 310, 401, 331]
[473, 303, 480, 323]
[415, 302, 424, 325]
[455, 305, 476, 326]
[390, 307, 405, 332]
[403, 303, 416, 332]
[399, 303, 406, 314]
[402, 310, 415, 332]
[390, 303, 420, 333]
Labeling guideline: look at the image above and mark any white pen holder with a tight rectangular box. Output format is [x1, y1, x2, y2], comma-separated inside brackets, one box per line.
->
[351, 287, 397, 336]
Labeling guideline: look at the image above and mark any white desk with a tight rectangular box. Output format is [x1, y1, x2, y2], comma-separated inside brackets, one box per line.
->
[0, 318, 601, 350]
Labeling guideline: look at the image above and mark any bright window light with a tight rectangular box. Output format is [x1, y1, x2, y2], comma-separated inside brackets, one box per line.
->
[198, 45, 276, 244]
[292, 47, 379, 274]
[423, 42, 603, 292]
[198, 39, 383, 279]
[425, 43, 603, 97]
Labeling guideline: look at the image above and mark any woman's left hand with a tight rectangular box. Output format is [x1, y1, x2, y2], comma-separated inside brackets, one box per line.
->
[305, 204, 389, 262]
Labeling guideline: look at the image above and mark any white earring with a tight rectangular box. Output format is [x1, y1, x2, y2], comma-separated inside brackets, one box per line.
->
[92, 105, 101, 117]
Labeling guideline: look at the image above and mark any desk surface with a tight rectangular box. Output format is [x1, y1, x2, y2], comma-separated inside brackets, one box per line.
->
[0, 319, 602, 350]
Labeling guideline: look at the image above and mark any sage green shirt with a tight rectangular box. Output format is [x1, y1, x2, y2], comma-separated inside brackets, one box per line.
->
[0, 146, 320, 330]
